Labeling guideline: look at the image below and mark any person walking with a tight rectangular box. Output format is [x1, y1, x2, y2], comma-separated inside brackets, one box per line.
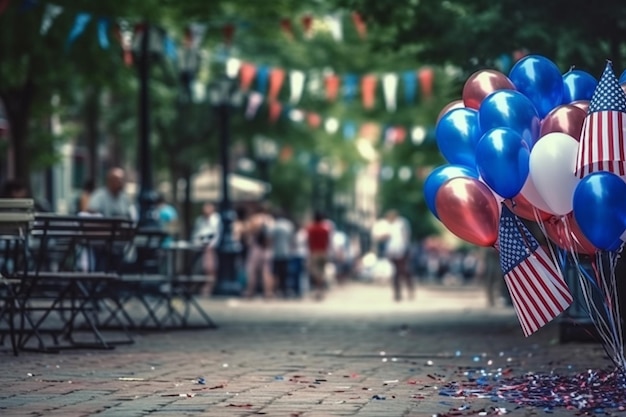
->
[305, 211, 331, 301]
[192, 202, 221, 297]
[243, 204, 274, 299]
[381, 209, 414, 302]
[270, 207, 295, 298]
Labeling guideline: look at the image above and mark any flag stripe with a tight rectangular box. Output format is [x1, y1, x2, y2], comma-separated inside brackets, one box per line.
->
[505, 274, 540, 335]
[522, 258, 564, 317]
[533, 248, 573, 301]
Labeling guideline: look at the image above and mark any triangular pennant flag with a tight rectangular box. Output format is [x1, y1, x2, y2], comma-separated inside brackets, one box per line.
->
[268, 68, 285, 102]
[97, 18, 110, 49]
[575, 60, 626, 178]
[361, 74, 377, 109]
[498, 205, 573, 336]
[351, 12, 367, 39]
[325, 73, 340, 101]
[279, 145, 293, 162]
[163, 35, 177, 62]
[189, 23, 207, 49]
[225, 57, 241, 79]
[382, 73, 398, 112]
[343, 73, 357, 102]
[288, 108, 305, 123]
[307, 112, 322, 129]
[324, 117, 340, 134]
[40, 4, 63, 35]
[402, 71, 417, 104]
[66, 13, 92, 50]
[418, 67, 434, 99]
[343, 121, 357, 140]
[245, 92, 263, 120]
[239, 62, 256, 91]
[324, 13, 343, 41]
[301, 14, 313, 38]
[115, 20, 134, 66]
[223, 24, 235, 46]
[280, 18, 294, 41]
[289, 70, 305, 104]
[256, 65, 270, 95]
[269, 101, 282, 124]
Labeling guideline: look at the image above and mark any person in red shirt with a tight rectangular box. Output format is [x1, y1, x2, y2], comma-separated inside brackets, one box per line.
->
[306, 211, 331, 300]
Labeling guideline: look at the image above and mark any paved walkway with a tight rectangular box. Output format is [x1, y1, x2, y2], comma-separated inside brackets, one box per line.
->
[0, 281, 618, 417]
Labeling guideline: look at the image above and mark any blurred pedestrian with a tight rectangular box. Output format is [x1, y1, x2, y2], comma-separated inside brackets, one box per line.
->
[87, 167, 136, 220]
[76, 179, 95, 214]
[271, 207, 295, 298]
[381, 209, 413, 301]
[305, 210, 331, 301]
[155, 193, 178, 247]
[243, 203, 274, 299]
[1, 178, 51, 212]
[482, 247, 507, 307]
[192, 202, 221, 297]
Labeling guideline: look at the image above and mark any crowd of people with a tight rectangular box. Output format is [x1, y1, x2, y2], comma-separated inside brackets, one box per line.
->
[0, 167, 510, 306]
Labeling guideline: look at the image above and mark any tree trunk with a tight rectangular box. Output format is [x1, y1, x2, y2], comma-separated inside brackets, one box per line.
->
[0, 79, 35, 187]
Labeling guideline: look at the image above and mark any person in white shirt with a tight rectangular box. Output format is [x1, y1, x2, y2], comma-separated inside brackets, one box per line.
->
[192, 202, 221, 296]
[380, 209, 413, 301]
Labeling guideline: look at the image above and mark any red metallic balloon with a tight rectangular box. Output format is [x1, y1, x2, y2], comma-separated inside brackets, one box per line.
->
[539, 104, 586, 140]
[504, 194, 553, 222]
[462, 69, 516, 110]
[544, 213, 596, 255]
[570, 100, 590, 114]
[435, 177, 500, 247]
[436, 99, 465, 124]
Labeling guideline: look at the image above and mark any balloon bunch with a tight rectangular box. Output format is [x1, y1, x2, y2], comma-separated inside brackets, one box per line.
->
[426, 54, 626, 368]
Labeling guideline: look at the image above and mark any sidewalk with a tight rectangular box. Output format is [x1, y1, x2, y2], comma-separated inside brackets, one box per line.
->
[0, 281, 618, 417]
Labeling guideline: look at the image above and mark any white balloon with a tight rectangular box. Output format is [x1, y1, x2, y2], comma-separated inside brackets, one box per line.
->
[529, 132, 580, 215]
[519, 177, 555, 214]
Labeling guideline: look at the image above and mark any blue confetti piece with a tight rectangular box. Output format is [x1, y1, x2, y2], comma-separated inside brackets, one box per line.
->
[274, 376, 284, 381]
[371, 394, 386, 400]
[197, 377, 205, 385]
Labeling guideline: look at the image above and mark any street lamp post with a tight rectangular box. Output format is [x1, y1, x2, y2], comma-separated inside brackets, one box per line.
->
[133, 23, 162, 228]
[209, 76, 243, 295]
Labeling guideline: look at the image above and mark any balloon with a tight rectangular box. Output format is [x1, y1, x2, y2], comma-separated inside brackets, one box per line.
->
[475, 127, 530, 198]
[509, 55, 564, 118]
[544, 214, 596, 255]
[570, 100, 590, 113]
[620, 69, 626, 85]
[435, 108, 482, 168]
[436, 99, 464, 124]
[504, 193, 553, 222]
[529, 132, 580, 215]
[462, 69, 516, 110]
[562, 69, 597, 103]
[539, 104, 586, 139]
[435, 177, 500, 247]
[519, 176, 555, 214]
[424, 164, 479, 219]
[573, 172, 626, 251]
[479, 89, 541, 148]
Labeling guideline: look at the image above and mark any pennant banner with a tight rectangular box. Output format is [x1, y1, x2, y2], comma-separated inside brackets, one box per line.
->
[66, 13, 92, 50]
[40, 4, 63, 35]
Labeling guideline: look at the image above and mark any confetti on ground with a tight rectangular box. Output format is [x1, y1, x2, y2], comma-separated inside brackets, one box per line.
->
[437, 368, 626, 414]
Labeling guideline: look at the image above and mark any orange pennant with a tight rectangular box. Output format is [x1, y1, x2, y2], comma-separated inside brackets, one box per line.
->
[361, 74, 377, 109]
[325, 74, 340, 101]
[269, 101, 282, 124]
[307, 112, 322, 128]
[418, 67, 434, 99]
[268, 68, 286, 102]
[352, 12, 367, 39]
[239, 62, 256, 91]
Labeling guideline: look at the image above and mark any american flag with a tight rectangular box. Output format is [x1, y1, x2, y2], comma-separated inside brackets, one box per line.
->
[575, 61, 626, 178]
[498, 206, 573, 336]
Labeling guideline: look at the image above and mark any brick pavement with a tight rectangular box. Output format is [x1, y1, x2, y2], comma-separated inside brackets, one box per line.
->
[0, 281, 619, 417]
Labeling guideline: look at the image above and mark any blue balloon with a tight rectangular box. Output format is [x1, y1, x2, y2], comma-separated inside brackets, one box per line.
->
[562, 70, 597, 103]
[509, 55, 564, 118]
[478, 90, 541, 148]
[424, 164, 479, 219]
[475, 127, 530, 198]
[620, 69, 626, 85]
[435, 108, 482, 168]
[573, 172, 626, 251]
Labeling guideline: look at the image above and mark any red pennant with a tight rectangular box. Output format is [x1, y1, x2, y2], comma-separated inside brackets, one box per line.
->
[307, 112, 322, 129]
[280, 18, 294, 41]
[301, 14, 313, 37]
[223, 24, 235, 46]
[268, 68, 286, 102]
[269, 101, 282, 124]
[239, 62, 256, 91]
[361, 74, 377, 109]
[113, 24, 133, 67]
[0, 0, 10, 15]
[395, 126, 407, 144]
[351, 12, 367, 39]
[418, 67, 434, 99]
[325, 74, 340, 101]
[279, 146, 293, 162]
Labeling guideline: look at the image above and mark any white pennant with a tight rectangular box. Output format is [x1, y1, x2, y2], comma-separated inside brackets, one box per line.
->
[382, 73, 399, 112]
[324, 13, 343, 41]
[324, 117, 340, 134]
[245, 92, 264, 120]
[289, 70, 306, 105]
[40, 4, 64, 34]
[189, 23, 207, 49]
[225, 57, 242, 79]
